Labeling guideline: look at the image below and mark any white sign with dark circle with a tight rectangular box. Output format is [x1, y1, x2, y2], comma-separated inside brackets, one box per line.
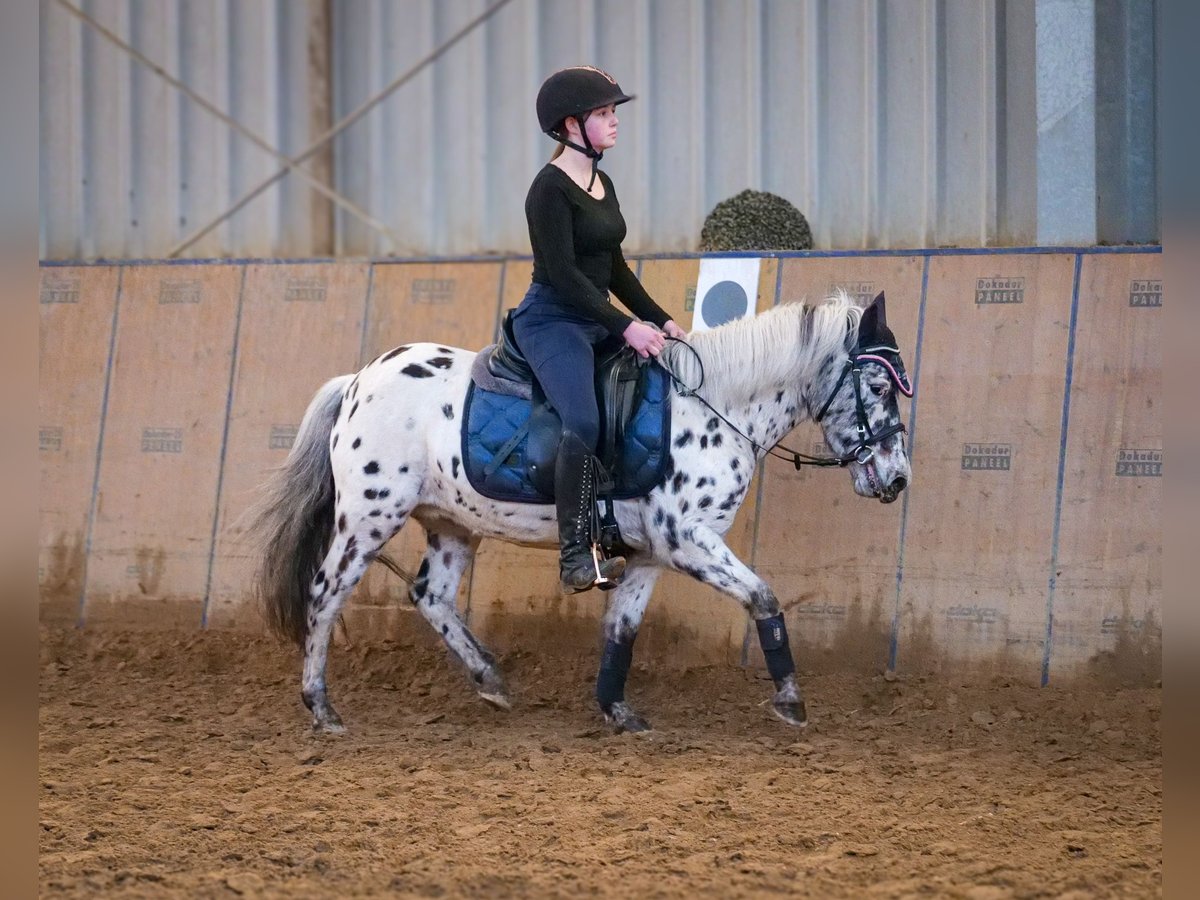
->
[691, 258, 761, 332]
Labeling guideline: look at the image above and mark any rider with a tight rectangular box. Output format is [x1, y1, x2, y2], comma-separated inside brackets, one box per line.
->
[515, 65, 687, 594]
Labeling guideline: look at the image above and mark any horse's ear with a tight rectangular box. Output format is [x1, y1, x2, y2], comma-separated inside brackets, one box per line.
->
[871, 291, 887, 324]
[859, 292, 885, 343]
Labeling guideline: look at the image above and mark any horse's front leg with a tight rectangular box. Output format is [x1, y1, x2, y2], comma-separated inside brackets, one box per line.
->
[667, 524, 807, 727]
[596, 560, 661, 732]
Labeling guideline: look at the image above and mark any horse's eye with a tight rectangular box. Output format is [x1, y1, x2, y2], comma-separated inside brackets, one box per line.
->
[869, 382, 888, 398]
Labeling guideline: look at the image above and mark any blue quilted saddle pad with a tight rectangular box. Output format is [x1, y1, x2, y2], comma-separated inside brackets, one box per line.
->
[461, 364, 672, 504]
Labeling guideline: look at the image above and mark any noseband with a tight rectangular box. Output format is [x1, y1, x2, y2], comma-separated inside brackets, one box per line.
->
[811, 344, 912, 467]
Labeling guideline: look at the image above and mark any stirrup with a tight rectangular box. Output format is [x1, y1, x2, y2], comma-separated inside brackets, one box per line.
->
[591, 544, 624, 591]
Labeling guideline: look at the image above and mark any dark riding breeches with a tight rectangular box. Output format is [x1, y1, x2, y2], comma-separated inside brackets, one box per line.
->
[511, 283, 621, 453]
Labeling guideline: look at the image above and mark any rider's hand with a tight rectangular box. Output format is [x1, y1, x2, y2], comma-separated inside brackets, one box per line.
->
[623, 320, 667, 358]
[662, 320, 687, 340]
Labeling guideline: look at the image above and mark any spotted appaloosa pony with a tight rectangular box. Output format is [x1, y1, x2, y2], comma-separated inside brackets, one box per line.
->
[249, 292, 912, 734]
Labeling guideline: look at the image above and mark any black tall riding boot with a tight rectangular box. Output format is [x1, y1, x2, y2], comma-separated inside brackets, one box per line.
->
[555, 431, 626, 593]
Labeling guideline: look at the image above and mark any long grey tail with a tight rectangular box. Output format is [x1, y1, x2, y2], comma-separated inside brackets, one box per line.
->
[247, 375, 351, 646]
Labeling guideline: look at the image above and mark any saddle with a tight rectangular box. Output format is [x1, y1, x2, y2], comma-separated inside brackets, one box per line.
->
[462, 310, 672, 505]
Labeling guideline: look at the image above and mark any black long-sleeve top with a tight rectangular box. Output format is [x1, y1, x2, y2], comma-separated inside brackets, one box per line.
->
[525, 164, 672, 337]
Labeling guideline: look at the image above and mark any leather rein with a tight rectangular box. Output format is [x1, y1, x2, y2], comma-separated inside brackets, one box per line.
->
[656, 337, 911, 470]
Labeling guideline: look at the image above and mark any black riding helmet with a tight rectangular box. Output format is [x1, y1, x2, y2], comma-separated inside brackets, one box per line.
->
[536, 66, 634, 189]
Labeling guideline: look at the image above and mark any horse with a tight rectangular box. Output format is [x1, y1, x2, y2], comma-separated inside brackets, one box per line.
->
[248, 290, 912, 734]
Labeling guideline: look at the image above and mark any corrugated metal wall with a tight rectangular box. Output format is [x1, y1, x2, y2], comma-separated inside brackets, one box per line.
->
[39, 0, 1158, 259]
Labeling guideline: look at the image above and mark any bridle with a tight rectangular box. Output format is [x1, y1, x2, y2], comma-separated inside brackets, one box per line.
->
[809, 344, 913, 467]
[658, 338, 912, 471]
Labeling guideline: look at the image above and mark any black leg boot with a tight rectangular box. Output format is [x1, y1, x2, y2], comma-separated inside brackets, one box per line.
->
[556, 431, 626, 593]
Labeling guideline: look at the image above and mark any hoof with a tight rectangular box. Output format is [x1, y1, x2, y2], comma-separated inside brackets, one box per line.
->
[312, 718, 347, 735]
[475, 669, 510, 710]
[604, 701, 652, 734]
[478, 690, 512, 711]
[772, 700, 808, 728]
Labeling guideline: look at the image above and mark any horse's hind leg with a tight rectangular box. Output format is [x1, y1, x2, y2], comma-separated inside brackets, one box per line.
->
[301, 520, 396, 733]
[410, 531, 510, 709]
[596, 560, 661, 733]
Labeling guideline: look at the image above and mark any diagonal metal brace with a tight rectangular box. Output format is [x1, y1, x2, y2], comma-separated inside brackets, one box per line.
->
[54, 0, 404, 252]
[165, 0, 518, 258]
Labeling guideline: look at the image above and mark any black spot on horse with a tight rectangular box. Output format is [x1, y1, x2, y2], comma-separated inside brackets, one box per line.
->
[441, 624, 449, 635]
[337, 554, 349, 573]
[442, 551, 452, 566]
[696, 477, 710, 489]
[442, 404, 454, 419]
[399, 465, 409, 474]
[379, 345, 411, 364]
[698, 495, 713, 510]
[402, 364, 433, 378]
[377, 488, 390, 499]
[711, 434, 723, 448]
[337, 514, 346, 533]
[314, 570, 326, 584]
[352, 437, 361, 450]
[364, 460, 380, 475]
[437, 347, 454, 355]
[429, 534, 442, 550]
[437, 461, 443, 473]
[370, 529, 382, 540]
[664, 514, 680, 552]
[730, 458, 740, 470]
[331, 433, 339, 450]
[674, 430, 694, 448]
[706, 417, 720, 432]
[427, 357, 453, 369]
[672, 472, 690, 493]
[416, 558, 430, 580]
[451, 455, 461, 479]
[719, 494, 738, 511]
[699, 435, 708, 449]
[364, 489, 378, 500]
[653, 508, 665, 526]
[775, 390, 785, 404]
[348, 401, 359, 421]
[369, 509, 382, 517]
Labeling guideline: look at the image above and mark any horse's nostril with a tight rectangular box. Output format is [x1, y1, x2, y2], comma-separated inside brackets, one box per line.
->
[892, 476, 908, 493]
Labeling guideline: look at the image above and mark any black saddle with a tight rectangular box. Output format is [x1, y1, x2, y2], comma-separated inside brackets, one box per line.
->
[481, 311, 650, 497]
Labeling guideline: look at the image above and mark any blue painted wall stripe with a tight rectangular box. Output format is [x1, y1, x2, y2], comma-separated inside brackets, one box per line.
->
[201, 265, 249, 627]
[1041, 253, 1085, 686]
[889, 255, 932, 672]
[38, 244, 1161, 269]
[357, 264, 377, 366]
[77, 266, 124, 627]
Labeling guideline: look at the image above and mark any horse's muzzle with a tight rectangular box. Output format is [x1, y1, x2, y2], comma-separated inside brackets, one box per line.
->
[879, 475, 907, 504]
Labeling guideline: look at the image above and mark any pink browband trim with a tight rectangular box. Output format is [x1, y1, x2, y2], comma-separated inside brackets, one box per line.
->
[856, 352, 914, 397]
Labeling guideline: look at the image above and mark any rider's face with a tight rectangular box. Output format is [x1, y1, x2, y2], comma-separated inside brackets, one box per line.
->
[571, 104, 618, 151]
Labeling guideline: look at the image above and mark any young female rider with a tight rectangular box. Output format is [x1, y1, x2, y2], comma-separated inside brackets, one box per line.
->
[514, 65, 687, 594]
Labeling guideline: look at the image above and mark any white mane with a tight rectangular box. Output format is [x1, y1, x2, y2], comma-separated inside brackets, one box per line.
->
[663, 291, 863, 405]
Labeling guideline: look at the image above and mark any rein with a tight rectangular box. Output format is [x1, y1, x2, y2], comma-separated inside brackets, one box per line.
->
[655, 336, 907, 470]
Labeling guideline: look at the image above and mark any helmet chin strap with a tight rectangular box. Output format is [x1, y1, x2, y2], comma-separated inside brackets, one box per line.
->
[557, 112, 603, 191]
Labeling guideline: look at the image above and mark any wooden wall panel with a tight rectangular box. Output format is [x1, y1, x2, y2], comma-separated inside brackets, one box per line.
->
[897, 255, 1075, 680]
[753, 256, 925, 670]
[1049, 255, 1161, 682]
[83, 266, 243, 626]
[38, 266, 120, 623]
[36, 253, 1161, 684]
[205, 263, 370, 629]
